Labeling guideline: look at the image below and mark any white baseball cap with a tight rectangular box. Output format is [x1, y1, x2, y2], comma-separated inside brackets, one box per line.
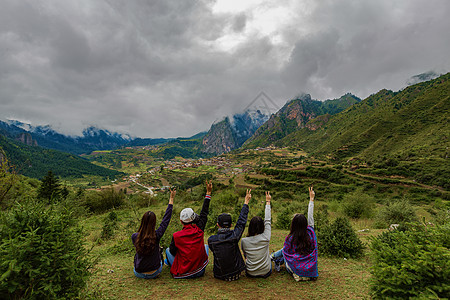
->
[180, 208, 197, 223]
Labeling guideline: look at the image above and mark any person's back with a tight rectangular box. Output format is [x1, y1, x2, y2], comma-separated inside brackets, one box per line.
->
[170, 221, 208, 277]
[271, 186, 318, 281]
[208, 189, 251, 281]
[132, 189, 175, 279]
[241, 191, 272, 278]
[166, 181, 212, 279]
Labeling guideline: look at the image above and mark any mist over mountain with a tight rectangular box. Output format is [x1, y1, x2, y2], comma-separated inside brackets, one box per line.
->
[0, 121, 132, 155]
[407, 71, 442, 86]
[201, 109, 270, 154]
[0, 133, 122, 179]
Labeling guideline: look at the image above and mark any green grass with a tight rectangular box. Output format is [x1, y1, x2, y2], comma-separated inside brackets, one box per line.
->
[81, 201, 376, 299]
[88, 253, 371, 300]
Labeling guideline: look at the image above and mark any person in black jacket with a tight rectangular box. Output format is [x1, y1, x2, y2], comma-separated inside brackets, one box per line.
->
[207, 189, 251, 281]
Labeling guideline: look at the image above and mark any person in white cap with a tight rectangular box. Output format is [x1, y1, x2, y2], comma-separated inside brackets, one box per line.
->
[165, 180, 212, 279]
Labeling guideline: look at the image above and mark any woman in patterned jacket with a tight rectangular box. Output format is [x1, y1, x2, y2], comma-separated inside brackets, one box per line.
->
[271, 186, 318, 281]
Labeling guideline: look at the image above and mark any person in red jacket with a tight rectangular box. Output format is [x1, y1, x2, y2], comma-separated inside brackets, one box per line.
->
[165, 180, 212, 279]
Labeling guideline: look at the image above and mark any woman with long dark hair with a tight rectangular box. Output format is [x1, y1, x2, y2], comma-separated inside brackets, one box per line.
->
[241, 191, 272, 278]
[131, 189, 175, 279]
[271, 186, 318, 281]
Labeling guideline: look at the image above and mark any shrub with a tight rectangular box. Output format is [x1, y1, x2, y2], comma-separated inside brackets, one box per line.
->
[374, 198, 417, 228]
[370, 224, 450, 299]
[342, 189, 375, 219]
[0, 156, 18, 206]
[319, 217, 364, 258]
[276, 207, 293, 230]
[314, 204, 329, 236]
[275, 201, 308, 230]
[82, 188, 125, 214]
[101, 211, 118, 239]
[129, 193, 157, 208]
[108, 237, 135, 255]
[275, 190, 294, 200]
[0, 201, 92, 299]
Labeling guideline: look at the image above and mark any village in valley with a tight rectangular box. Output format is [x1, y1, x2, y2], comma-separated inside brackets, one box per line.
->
[109, 146, 293, 195]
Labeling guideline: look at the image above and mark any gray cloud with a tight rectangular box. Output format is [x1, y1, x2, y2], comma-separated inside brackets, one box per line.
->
[0, 0, 449, 138]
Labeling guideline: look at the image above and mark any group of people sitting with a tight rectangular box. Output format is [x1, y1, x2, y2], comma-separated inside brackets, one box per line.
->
[131, 181, 318, 282]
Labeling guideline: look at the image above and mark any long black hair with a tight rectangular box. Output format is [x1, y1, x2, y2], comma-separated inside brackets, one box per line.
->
[135, 211, 157, 255]
[288, 214, 313, 255]
[247, 216, 264, 237]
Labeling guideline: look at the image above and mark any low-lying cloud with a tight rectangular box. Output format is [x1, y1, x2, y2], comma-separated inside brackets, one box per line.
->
[0, 0, 449, 137]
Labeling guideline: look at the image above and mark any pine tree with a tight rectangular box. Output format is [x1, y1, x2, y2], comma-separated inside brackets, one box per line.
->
[38, 170, 61, 202]
[0, 154, 17, 205]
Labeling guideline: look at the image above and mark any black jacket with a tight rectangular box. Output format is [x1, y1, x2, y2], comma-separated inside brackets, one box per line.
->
[207, 204, 249, 280]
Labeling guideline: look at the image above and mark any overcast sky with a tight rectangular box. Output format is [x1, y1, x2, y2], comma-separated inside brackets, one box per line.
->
[1, 0, 449, 138]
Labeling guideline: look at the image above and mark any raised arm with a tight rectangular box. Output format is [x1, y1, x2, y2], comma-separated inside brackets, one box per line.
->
[156, 188, 175, 238]
[232, 189, 251, 239]
[197, 180, 212, 231]
[308, 185, 315, 228]
[262, 191, 271, 240]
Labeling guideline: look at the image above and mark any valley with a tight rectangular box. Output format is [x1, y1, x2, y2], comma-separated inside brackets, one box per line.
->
[1, 74, 448, 299]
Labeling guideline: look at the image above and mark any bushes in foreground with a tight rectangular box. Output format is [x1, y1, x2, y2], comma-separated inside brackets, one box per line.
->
[0, 201, 92, 299]
[319, 217, 364, 258]
[342, 189, 374, 219]
[374, 198, 417, 228]
[370, 224, 449, 299]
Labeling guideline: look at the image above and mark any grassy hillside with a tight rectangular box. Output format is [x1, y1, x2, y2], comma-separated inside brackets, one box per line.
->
[245, 94, 360, 149]
[0, 134, 122, 179]
[2, 142, 448, 299]
[276, 74, 449, 189]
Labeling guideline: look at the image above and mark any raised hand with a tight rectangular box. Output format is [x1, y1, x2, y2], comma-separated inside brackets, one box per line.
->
[309, 185, 315, 201]
[206, 180, 213, 195]
[265, 191, 271, 204]
[245, 189, 252, 205]
[169, 188, 176, 205]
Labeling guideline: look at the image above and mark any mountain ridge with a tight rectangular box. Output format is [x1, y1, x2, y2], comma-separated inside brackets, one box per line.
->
[244, 93, 361, 148]
[201, 109, 270, 154]
[0, 133, 122, 179]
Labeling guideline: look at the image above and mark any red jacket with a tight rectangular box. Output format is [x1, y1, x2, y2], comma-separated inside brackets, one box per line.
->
[170, 224, 208, 277]
[169, 195, 210, 278]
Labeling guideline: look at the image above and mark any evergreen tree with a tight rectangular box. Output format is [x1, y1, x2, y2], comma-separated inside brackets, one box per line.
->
[38, 170, 61, 202]
[0, 154, 17, 205]
[61, 186, 69, 200]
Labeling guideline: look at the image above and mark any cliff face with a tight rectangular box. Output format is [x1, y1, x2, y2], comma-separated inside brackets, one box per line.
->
[201, 110, 269, 154]
[201, 117, 236, 154]
[306, 114, 331, 130]
[244, 93, 360, 148]
[16, 132, 38, 146]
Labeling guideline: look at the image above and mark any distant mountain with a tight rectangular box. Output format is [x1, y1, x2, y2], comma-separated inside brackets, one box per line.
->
[201, 109, 270, 154]
[124, 137, 172, 147]
[0, 121, 132, 155]
[273, 73, 450, 189]
[244, 93, 361, 148]
[280, 73, 450, 162]
[0, 133, 122, 179]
